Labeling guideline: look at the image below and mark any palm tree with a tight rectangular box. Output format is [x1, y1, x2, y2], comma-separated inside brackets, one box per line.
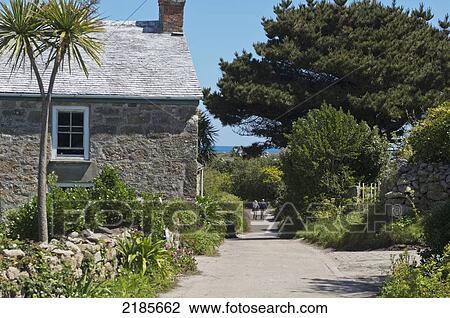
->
[198, 110, 218, 164]
[0, 0, 104, 242]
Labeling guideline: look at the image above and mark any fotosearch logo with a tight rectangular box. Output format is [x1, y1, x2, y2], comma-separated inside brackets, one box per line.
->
[274, 201, 403, 237]
[48, 199, 245, 236]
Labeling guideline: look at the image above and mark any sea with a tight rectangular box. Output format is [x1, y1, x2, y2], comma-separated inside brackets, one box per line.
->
[213, 146, 280, 154]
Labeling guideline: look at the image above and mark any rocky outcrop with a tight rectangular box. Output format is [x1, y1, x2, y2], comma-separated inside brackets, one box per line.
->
[385, 161, 450, 213]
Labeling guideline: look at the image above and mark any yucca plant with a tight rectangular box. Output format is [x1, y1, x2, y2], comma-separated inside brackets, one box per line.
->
[0, 0, 105, 242]
[117, 233, 172, 277]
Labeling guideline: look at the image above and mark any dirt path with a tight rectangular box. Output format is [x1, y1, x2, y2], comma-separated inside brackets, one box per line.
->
[162, 220, 413, 298]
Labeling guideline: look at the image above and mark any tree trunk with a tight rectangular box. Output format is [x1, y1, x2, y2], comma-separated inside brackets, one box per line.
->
[36, 51, 63, 243]
[26, 48, 49, 243]
[37, 96, 50, 243]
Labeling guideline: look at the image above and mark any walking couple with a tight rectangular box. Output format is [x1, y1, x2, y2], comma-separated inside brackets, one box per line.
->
[252, 199, 268, 220]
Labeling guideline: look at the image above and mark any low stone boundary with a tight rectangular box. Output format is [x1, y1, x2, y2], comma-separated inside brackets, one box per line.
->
[385, 161, 450, 213]
[0, 228, 127, 297]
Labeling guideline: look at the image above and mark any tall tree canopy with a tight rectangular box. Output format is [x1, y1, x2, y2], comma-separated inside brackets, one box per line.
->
[204, 0, 450, 147]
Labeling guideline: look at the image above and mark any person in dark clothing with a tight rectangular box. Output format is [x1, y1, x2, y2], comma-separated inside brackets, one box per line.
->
[259, 199, 268, 220]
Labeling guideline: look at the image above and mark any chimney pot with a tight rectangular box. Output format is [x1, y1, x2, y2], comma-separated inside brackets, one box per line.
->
[159, 0, 186, 34]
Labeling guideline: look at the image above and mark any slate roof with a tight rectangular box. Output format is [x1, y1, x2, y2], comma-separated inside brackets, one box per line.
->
[0, 21, 202, 100]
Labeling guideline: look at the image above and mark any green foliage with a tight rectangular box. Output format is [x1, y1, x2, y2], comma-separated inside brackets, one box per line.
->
[198, 110, 218, 164]
[204, 0, 449, 147]
[87, 166, 140, 229]
[423, 200, 450, 254]
[380, 245, 450, 298]
[141, 193, 165, 240]
[170, 247, 197, 274]
[4, 200, 40, 241]
[203, 167, 233, 199]
[4, 166, 143, 240]
[388, 216, 424, 246]
[0, 242, 107, 298]
[49, 178, 89, 234]
[282, 105, 389, 206]
[296, 200, 424, 250]
[181, 227, 224, 256]
[117, 233, 172, 278]
[409, 102, 450, 163]
[218, 157, 285, 201]
[102, 271, 161, 298]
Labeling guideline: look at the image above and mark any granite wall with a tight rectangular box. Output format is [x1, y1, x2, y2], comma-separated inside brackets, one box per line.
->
[385, 161, 450, 213]
[0, 99, 198, 211]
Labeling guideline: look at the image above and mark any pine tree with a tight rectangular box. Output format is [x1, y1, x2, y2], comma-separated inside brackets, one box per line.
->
[204, 0, 449, 147]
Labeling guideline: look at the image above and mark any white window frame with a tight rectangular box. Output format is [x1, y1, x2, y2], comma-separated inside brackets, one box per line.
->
[52, 106, 90, 161]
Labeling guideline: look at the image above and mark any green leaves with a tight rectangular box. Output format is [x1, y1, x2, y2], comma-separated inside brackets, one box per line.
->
[39, 0, 105, 76]
[409, 102, 450, 164]
[117, 233, 172, 277]
[0, 0, 43, 72]
[281, 104, 389, 205]
[0, 0, 104, 77]
[198, 110, 218, 164]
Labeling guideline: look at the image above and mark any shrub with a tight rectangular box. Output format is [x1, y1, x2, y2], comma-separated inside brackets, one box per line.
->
[230, 157, 284, 202]
[388, 216, 424, 246]
[203, 167, 233, 199]
[180, 227, 224, 256]
[4, 166, 144, 240]
[296, 200, 424, 250]
[380, 245, 450, 298]
[49, 183, 90, 235]
[423, 200, 450, 254]
[86, 166, 140, 229]
[409, 102, 450, 163]
[103, 271, 161, 298]
[164, 199, 198, 233]
[282, 104, 389, 207]
[5, 199, 41, 241]
[141, 193, 165, 240]
[117, 233, 172, 278]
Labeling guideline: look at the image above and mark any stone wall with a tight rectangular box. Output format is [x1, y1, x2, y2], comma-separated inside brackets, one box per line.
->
[385, 161, 450, 212]
[0, 99, 198, 211]
[0, 229, 123, 297]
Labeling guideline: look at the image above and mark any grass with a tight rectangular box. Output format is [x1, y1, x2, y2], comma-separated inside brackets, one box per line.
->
[296, 213, 424, 251]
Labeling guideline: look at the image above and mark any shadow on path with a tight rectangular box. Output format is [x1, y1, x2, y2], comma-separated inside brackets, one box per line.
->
[306, 276, 385, 297]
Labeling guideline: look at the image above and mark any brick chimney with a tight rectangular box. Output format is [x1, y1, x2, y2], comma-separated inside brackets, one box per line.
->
[159, 0, 186, 33]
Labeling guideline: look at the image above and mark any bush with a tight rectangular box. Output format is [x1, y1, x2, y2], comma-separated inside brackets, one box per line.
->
[423, 200, 450, 254]
[409, 102, 450, 163]
[180, 227, 224, 256]
[296, 200, 424, 250]
[281, 104, 389, 207]
[388, 216, 424, 246]
[102, 271, 162, 298]
[203, 167, 233, 199]
[141, 193, 165, 240]
[117, 233, 172, 278]
[4, 166, 143, 240]
[4, 199, 40, 241]
[380, 245, 450, 298]
[86, 166, 140, 229]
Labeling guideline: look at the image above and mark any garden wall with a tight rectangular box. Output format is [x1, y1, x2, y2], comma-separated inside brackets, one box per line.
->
[385, 161, 450, 213]
[0, 229, 122, 297]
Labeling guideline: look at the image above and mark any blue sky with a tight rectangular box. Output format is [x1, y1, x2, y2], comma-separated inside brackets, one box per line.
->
[101, 0, 449, 146]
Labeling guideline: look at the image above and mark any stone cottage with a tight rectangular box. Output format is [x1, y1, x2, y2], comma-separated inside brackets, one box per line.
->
[0, 0, 202, 211]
